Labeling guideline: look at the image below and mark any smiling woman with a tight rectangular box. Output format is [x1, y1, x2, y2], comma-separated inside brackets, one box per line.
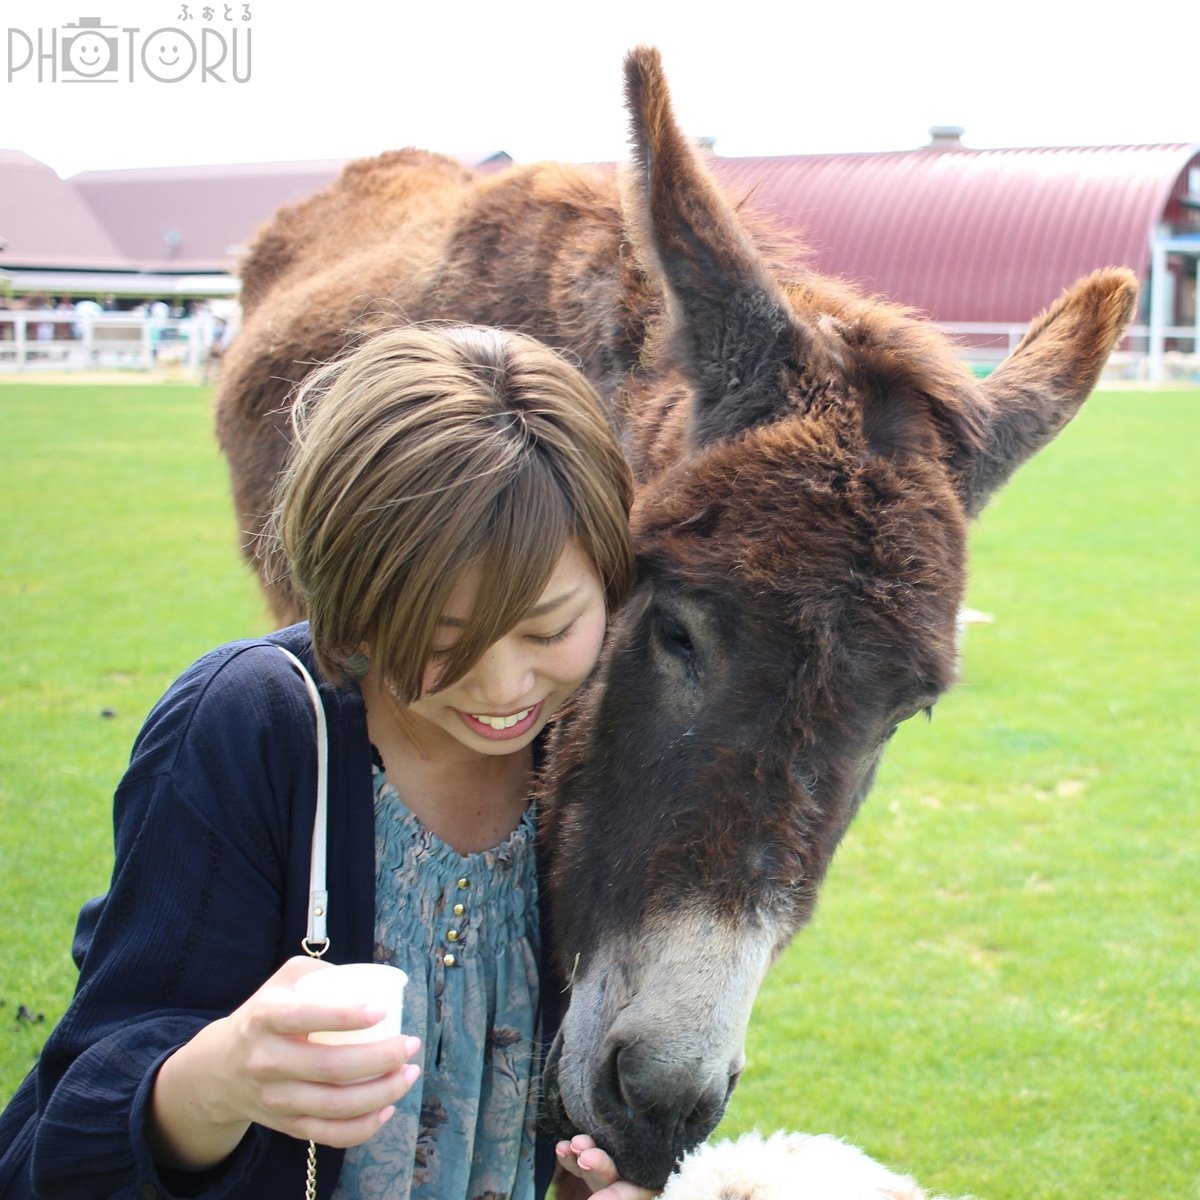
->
[358, 542, 609, 856]
[394, 544, 608, 748]
[271, 325, 633, 702]
[0, 325, 637, 1200]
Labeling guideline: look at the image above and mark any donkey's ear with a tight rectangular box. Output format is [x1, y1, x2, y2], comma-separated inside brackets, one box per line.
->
[955, 268, 1137, 517]
[622, 46, 819, 448]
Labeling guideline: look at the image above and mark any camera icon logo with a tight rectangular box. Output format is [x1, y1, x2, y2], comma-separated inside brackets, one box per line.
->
[61, 16, 120, 81]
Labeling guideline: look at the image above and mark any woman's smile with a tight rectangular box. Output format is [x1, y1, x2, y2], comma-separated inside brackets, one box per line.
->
[457, 700, 544, 740]
[370, 539, 608, 761]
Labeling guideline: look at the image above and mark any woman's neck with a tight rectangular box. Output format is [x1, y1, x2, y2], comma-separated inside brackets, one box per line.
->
[361, 677, 534, 854]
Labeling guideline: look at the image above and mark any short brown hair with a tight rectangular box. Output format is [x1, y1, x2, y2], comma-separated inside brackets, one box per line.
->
[271, 325, 635, 699]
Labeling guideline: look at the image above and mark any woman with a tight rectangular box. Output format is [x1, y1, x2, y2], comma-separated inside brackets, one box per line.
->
[0, 326, 651, 1200]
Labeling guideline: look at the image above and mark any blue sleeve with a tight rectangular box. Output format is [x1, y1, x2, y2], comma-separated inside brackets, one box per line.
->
[19, 642, 327, 1200]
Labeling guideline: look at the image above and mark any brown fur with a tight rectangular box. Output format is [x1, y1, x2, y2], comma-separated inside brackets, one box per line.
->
[215, 46, 1136, 1188]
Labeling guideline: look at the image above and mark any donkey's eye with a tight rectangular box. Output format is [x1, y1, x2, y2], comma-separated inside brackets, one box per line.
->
[655, 612, 697, 668]
[883, 699, 936, 744]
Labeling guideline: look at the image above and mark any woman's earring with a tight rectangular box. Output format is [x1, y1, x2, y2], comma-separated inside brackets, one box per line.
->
[346, 651, 370, 677]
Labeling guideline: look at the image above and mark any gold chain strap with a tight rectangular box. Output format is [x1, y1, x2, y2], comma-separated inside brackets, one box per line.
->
[303, 938, 328, 1199]
[305, 1138, 319, 1200]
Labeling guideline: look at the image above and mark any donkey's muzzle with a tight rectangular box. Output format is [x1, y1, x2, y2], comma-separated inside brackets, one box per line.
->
[598, 1038, 740, 1187]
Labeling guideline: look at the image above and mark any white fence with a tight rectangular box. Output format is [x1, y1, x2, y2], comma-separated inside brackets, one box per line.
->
[892, 322, 1199, 382]
[0, 310, 220, 374]
[2, 310, 1197, 382]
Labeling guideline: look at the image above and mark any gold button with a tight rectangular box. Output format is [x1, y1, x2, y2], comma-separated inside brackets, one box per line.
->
[447, 929, 459, 942]
[453, 903, 465, 917]
[443, 953, 456, 967]
[457, 877, 469, 889]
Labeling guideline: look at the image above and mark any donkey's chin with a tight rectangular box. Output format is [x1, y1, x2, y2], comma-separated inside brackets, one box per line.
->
[538, 1031, 573, 1142]
[605, 1082, 735, 1189]
[541, 1030, 727, 1188]
[541, 910, 776, 1186]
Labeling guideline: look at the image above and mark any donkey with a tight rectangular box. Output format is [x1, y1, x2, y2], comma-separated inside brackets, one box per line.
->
[215, 47, 1136, 1188]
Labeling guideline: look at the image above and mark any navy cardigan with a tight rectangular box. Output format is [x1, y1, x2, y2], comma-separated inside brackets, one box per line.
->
[0, 625, 557, 1200]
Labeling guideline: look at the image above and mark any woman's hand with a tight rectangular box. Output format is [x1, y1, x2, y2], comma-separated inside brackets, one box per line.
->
[555, 1134, 660, 1200]
[148, 956, 421, 1170]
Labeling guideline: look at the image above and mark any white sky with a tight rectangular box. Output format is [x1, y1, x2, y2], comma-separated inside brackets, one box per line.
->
[2, 0, 1195, 179]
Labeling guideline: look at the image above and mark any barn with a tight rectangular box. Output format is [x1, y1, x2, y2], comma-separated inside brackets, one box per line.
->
[1, 135, 1197, 377]
[709, 131, 1200, 379]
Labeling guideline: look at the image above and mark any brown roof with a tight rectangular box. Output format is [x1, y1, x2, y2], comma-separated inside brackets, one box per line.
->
[68, 159, 350, 272]
[0, 149, 131, 271]
[68, 151, 514, 274]
[4, 140, 1196, 320]
[711, 142, 1200, 322]
[2, 148, 514, 280]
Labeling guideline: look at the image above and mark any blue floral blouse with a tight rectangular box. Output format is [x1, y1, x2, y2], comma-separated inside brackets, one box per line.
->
[332, 764, 541, 1200]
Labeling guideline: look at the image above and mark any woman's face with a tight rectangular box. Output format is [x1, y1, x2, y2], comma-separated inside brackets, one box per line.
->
[400, 540, 608, 758]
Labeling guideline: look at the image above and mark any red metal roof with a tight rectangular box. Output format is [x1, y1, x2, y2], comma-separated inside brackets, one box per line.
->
[68, 152, 515, 273]
[4, 141, 1197, 320]
[0, 149, 130, 271]
[711, 143, 1200, 323]
[0, 150, 513, 278]
[68, 159, 351, 272]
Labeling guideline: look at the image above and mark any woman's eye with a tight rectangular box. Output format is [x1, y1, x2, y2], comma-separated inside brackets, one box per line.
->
[530, 619, 576, 646]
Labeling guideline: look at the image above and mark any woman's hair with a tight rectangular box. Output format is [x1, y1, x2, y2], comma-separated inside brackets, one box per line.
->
[271, 325, 635, 700]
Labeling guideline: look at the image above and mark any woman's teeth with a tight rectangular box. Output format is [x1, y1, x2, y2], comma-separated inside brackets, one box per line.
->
[471, 708, 532, 730]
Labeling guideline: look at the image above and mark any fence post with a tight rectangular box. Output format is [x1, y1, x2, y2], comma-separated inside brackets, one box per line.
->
[1148, 229, 1168, 384]
[1194, 255, 1200, 367]
[186, 314, 212, 376]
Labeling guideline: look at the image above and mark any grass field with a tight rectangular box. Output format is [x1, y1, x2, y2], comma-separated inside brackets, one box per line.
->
[1, 381, 1196, 1198]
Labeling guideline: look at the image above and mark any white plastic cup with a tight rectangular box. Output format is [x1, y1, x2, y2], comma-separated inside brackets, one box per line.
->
[293, 962, 407, 1044]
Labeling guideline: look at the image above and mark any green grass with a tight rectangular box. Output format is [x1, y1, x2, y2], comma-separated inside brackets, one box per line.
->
[1, 383, 1197, 1198]
[0, 382, 267, 1087]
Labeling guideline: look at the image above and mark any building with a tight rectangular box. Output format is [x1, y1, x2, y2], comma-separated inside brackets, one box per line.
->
[1, 137, 1196, 377]
[709, 132, 1200, 379]
[0, 148, 510, 370]
[0, 149, 513, 305]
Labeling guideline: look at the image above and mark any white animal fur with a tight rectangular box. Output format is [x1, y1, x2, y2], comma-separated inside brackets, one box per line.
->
[659, 1130, 963, 1200]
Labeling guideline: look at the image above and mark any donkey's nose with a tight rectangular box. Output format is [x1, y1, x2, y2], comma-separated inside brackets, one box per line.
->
[597, 1039, 739, 1187]
[613, 1038, 734, 1126]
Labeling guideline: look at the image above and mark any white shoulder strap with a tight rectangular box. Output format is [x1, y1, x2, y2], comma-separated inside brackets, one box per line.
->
[273, 646, 330, 957]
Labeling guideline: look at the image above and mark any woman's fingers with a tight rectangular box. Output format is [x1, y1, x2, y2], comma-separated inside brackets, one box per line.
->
[214, 962, 423, 1141]
[250, 958, 394, 1042]
[246, 1028, 421, 1086]
[555, 1135, 659, 1198]
[242, 1045, 420, 1148]
[149, 963, 421, 1169]
[259, 1059, 419, 1121]
[285, 1101, 400, 1149]
[304, 1035, 423, 1085]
